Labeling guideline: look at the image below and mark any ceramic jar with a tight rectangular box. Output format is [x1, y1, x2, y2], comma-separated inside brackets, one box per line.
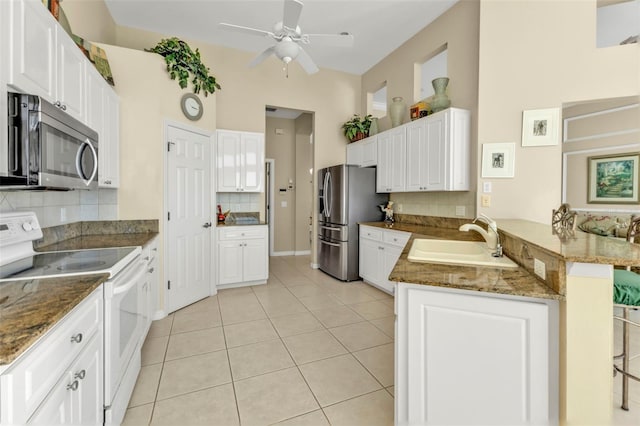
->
[431, 77, 451, 112]
[369, 117, 379, 136]
[389, 97, 406, 127]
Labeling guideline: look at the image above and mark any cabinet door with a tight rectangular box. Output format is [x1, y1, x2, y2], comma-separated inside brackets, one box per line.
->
[70, 334, 103, 426]
[56, 35, 86, 121]
[241, 132, 264, 192]
[9, 0, 56, 100]
[27, 371, 73, 424]
[376, 131, 391, 192]
[361, 136, 378, 167]
[405, 120, 427, 191]
[243, 238, 268, 282]
[99, 86, 120, 187]
[218, 241, 244, 284]
[359, 236, 379, 282]
[380, 244, 402, 293]
[346, 140, 363, 166]
[388, 128, 406, 192]
[217, 130, 241, 192]
[424, 114, 446, 190]
[397, 284, 550, 425]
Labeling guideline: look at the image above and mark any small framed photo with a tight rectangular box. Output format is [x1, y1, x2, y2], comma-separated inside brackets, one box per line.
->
[521, 108, 559, 147]
[587, 152, 640, 204]
[481, 143, 515, 178]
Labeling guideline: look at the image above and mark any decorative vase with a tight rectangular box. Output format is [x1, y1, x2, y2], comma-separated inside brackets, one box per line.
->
[389, 97, 406, 127]
[431, 77, 451, 112]
[369, 117, 379, 136]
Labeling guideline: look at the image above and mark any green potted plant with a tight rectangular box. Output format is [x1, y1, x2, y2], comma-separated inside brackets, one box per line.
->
[342, 114, 373, 142]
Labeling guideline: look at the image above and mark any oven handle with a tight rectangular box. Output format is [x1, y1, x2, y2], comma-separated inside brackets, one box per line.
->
[112, 261, 147, 295]
[76, 138, 98, 186]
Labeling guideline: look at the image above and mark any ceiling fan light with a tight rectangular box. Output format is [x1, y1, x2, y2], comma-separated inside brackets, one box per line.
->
[275, 37, 300, 63]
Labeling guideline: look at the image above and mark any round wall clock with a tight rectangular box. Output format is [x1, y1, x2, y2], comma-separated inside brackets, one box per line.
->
[180, 93, 203, 121]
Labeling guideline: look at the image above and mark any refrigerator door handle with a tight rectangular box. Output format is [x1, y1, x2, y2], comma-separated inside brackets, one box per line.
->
[319, 239, 341, 247]
[325, 172, 332, 217]
[320, 225, 341, 231]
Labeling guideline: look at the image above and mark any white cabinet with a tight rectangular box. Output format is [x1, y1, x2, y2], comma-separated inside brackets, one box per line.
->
[359, 225, 410, 294]
[375, 108, 470, 193]
[376, 127, 406, 193]
[395, 282, 557, 426]
[346, 136, 377, 167]
[28, 333, 103, 425]
[217, 225, 268, 287]
[216, 130, 265, 192]
[86, 67, 120, 188]
[142, 237, 159, 333]
[1, 287, 103, 425]
[9, 0, 86, 122]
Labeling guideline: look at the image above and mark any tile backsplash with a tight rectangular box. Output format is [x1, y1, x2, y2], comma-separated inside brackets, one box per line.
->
[390, 191, 476, 219]
[216, 192, 261, 214]
[0, 188, 118, 228]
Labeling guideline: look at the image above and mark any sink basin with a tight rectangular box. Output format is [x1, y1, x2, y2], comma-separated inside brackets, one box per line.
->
[407, 239, 519, 269]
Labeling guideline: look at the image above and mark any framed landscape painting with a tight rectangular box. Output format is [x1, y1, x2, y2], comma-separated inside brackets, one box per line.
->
[587, 153, 640, 204]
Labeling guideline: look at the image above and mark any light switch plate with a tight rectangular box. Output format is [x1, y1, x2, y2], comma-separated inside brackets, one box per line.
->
[483, 182, 492, 193]
[481, 195, 491, 207]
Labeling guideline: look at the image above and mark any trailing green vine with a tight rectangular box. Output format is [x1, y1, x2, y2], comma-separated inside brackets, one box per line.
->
[146, 37, 221, 96]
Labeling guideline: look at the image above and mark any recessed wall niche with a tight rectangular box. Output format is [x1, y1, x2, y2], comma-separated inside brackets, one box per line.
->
[417, 46, 448, 100]
[596, 0, 639, 48]
[368, 83, 387, 119]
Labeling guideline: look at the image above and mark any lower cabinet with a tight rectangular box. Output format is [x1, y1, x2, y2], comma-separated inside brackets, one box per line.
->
[142, 236, 159, 334]
[217, 225, 268, 287]
[395, 282, 558, 426]
[0, 287, 103, 425]
[359, 225, 410, 294]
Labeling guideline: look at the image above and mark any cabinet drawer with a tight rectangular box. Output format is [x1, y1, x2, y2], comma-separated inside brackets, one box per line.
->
[382, 230, 410, 247]
[0, 287, 103, 425]
[360, 226, 382, 242]
[143, 237, 159, 263]
[218, 226, 266, 240]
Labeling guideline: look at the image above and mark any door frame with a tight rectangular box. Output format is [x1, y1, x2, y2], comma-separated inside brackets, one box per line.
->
[266, 158, 275, 256]
[162, 119, 216, 316]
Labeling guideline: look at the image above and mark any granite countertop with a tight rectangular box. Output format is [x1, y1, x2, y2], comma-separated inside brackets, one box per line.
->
[0, 274, 108, 366]
[361, 221, 563, 301]
[37, 232, 158, 251]
[217, 222, 267, 227]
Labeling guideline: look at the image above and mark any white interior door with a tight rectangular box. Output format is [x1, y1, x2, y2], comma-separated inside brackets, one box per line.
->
[166, 124, 212, 313]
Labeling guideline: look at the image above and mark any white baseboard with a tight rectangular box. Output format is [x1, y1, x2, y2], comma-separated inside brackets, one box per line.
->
[310, 263, 319, 269]
[152, 309, 167, 321]
[272, 251, 295, 256]
[294, 250, 311, 256]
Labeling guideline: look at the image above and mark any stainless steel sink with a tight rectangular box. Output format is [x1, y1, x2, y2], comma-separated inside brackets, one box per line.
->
[407, 239, 519, 269]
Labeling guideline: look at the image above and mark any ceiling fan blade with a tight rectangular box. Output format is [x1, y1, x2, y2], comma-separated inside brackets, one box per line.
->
[305, 33, 354, 48]
[296, 46, 319, 74]
[219, 23, 273, 38]
[283, 0, 303, 30]
[249, 46, 275, 68]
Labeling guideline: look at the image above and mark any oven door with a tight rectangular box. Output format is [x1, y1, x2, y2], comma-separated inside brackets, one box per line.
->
[35, 111, 98, 189]
[104, 256, 146, 406]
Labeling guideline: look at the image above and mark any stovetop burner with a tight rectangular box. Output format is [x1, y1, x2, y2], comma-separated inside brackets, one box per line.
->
[0, 247, 140, 282]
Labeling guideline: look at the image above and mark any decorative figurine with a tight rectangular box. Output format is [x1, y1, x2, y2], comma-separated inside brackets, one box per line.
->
[379, 201, 395, 223]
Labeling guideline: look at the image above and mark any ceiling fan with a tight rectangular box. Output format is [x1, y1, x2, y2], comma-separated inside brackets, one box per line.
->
[219, 0, 354, 75]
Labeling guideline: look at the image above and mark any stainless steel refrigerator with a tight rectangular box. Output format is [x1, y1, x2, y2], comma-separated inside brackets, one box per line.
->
[318, 164, 388, 281]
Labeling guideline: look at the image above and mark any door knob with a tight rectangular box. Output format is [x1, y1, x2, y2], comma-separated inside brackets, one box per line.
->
[203, 222, 212, 228]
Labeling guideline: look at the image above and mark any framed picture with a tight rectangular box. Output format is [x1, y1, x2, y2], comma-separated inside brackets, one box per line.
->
[521, 108, 559, 147]
[481, 143, 515, 178]
[588, 153, 640, 204]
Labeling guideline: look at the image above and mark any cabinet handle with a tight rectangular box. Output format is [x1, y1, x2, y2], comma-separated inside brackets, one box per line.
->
[104, 179, 112, 184]
[61, 104, 67, 111]
[70, 333, 83, 343]
[144, 256, 150, 261]
[74, 370, 86, 380]
[148, 267, 155, 273]
[152, 247, 158, 252]
[67, 380, 79, 391]
[54, 100, 62, 108]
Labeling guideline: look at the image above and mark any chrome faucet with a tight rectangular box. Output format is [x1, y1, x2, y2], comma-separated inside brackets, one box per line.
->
[459, 214, 503, 257]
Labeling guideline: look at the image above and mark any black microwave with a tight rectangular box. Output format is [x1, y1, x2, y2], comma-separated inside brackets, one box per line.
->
[2, 92, 99, 190]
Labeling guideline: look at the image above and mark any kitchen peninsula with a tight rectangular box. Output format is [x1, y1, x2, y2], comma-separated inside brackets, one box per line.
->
[378, 217, 640, 425]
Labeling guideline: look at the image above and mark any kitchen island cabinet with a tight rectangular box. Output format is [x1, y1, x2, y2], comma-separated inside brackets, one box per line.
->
[395, 282, 557, 426]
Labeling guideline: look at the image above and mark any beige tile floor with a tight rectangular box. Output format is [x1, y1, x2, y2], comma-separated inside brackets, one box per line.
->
[122, 256, 395, 426]
[122, 255, 640, 425]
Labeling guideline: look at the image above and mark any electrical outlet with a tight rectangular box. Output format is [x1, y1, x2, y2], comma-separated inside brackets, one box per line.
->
[534, 258, 546, 280]
[455, 206, 465, 216]
[481, 194, 491, 207]
[397, 204, 403, 213]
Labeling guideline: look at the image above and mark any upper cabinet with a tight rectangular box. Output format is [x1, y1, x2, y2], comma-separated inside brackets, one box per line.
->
[8, 0, 121, 188]
[9, 0, 86, 122]
[352, 108, 470, 194]
[216, 130, 265, 193]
